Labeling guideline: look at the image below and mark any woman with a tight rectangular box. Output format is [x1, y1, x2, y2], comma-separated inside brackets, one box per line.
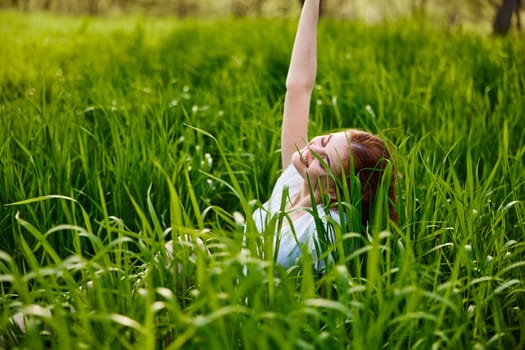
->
[251, 0, 397, 269]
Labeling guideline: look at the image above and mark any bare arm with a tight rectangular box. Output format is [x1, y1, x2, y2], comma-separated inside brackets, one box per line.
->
[281, 0, 320, 170]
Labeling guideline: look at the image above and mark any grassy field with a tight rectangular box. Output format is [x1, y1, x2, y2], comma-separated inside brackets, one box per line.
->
[1, 11, 524, 349]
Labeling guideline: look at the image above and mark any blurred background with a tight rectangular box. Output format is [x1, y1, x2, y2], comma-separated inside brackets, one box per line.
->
[0, 0, 522, 34]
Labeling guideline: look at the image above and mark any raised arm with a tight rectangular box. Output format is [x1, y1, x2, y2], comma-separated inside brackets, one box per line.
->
[281, 0, 320, 170]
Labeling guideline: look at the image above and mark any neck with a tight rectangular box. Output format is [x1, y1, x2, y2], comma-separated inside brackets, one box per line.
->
[288, 180, 322, 209]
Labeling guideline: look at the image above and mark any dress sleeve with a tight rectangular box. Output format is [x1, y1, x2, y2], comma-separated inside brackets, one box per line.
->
[265, 164, 303, 211]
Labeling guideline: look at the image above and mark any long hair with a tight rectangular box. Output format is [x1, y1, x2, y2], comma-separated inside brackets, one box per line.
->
[343, 130, 397, 227]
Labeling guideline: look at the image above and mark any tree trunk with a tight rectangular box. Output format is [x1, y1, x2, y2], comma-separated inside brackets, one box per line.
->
[493, 0, 521, 34]
[87, 0, 99, 15]
[516, 0, 522, 30]
[43, 0, 53, 11]
[176, 0, 190, 18]
[232, 0, 249, 17]
[411, 0, 428, 16]
[254, 0, 266, 15]
[11, 0, 29, 11]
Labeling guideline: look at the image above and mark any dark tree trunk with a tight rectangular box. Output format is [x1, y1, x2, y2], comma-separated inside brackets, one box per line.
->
[493, 0, 522, 34]
[411, 0, 428, 16]
[254, 0, 266, 15]
[176, 0, 190, 18]
[43, 0, 52, 11]
[232, 0, 249, 17]
[87, 0, 99, 15]
[516, 0, 522, 30]
[11, 0, 29, 11]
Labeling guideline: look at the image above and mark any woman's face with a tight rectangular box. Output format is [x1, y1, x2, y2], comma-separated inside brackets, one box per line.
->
[292, 130, 352, 182]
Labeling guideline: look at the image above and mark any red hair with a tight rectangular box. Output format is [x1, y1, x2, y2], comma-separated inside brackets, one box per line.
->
[342, 130, 397, 226]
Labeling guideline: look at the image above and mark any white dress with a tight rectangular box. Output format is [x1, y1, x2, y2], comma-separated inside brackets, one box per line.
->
[251, 164, 341, 269]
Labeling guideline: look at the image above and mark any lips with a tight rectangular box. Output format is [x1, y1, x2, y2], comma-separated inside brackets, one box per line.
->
[300, 149, 310, 167]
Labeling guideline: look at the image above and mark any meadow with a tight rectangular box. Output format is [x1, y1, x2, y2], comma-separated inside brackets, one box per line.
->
[1, 11, 524, 349]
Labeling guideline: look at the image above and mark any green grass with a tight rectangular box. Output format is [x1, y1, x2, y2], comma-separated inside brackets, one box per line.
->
[1, 11, 524, 349]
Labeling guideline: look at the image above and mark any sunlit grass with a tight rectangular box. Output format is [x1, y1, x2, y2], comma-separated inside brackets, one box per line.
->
[1, 11, 524, 349]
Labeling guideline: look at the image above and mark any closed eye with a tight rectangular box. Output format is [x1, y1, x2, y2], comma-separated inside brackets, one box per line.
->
[322, 134, 333, 147]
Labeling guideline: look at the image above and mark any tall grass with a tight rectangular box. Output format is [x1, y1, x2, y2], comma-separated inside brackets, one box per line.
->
[1, 12, 524, 349]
